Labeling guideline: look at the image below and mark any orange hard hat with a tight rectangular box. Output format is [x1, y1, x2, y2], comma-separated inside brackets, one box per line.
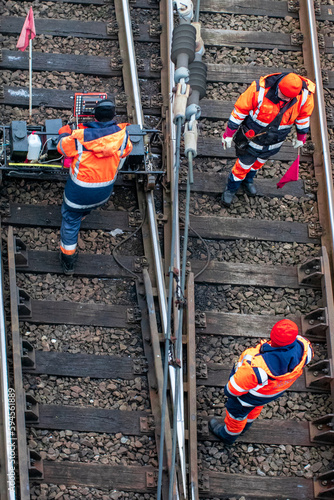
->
[270, 319, 298, 347]
[278, 73, 302, 98]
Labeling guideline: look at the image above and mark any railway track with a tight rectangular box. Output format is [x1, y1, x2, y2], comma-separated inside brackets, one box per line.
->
[0, 0, 334, 499]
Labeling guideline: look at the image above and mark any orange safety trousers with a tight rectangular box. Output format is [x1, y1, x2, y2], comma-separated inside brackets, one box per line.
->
[225, 405, 264, 434]
[231, 158, 266, 182]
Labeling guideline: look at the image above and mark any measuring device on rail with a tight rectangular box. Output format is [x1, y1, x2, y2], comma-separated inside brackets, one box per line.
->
[0, 92, 162, 185]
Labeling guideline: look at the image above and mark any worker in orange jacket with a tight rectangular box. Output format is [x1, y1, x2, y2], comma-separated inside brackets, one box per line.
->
[221, 72, 315, 206]
[57, 99, 132, 274]
[209, 319, 313, 445]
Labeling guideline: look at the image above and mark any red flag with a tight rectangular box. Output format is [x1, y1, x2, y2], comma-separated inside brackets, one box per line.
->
[16, 7, 36, 52]
[277, 155, 300, 189]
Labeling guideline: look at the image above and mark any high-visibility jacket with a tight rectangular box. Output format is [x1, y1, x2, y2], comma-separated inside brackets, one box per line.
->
[227, 73, 315, 153]
[57, 120, 132, 188]
[225, 336, 313, 406]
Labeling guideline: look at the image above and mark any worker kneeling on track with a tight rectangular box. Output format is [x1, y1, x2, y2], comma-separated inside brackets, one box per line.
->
[221, 72, 315, 207]
[209, 319, 313, 445]
[57, 99, 133, 275]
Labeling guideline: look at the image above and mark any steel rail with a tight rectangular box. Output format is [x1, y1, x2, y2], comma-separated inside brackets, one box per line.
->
[0, 231, 16, 500]
[299, 0, 334, 267]
[306, 0, 334, 252]
[115, 0, 185, 497]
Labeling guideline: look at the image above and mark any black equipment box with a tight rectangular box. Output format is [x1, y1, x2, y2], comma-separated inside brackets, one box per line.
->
[127, 124, 145, 166]
[10, 121, 29, 159]
[45, 119, 62, 154]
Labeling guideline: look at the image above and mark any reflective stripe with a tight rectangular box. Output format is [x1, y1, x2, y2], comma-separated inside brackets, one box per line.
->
[236, 354, 254, 370]
[295, 117, 310, 125]
[60, 241, 77, 251]
[230, 115, 243, 125]
[256, 367, 268, 385]
[58, 138, 66, 155]
[268, 141, 283, 150]
[228, 411, 247, 422]
[224, 425, 241, 436]
[230, 376, 247, 394]
[73, 140, 82, 179]
[248, 141, 263, 150]
[278, 124, 291, 130]
[233, 108, 247, 119]
[300, 88, 309, 107]
[249, 112, 269, 127]
[237, 398, 253, 407]
[119, 131, 128, 157]
[69, 172, 116, 188]
[306, 346, 313, 364]
[252, 86, 265, 120]
[64, 193, 111, 210]
[239, 159, 253, 170]
[249, 388, 285, 397]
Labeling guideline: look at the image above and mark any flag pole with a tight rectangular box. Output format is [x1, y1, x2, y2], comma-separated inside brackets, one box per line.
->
[29, 38, 32, 117]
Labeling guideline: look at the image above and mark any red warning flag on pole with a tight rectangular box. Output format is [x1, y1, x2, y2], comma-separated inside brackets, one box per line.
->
[277, 154, 300, 189]
[16, 6, 36, 52]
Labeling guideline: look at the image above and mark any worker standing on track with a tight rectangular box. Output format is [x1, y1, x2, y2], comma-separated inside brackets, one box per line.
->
[57, 99, 133, 274]
[221, 72, 315, 206]
[209, 319, 313, 445]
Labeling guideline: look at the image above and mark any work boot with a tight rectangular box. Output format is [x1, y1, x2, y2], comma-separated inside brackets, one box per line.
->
[243, 181, 257, 197]
[209, 419, 234, 446]
[60, 251, 78, 275]
[221, 188, 237, 207]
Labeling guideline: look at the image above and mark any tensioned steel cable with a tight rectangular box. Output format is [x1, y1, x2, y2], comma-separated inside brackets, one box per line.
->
[157, 115, 183, 500]
[194, 0, 200, 22]
[168, 150, 194, 498]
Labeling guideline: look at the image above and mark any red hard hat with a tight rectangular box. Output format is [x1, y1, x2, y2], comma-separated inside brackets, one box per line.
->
[270, 319, 298, 347]
[278, 73, 302, 98]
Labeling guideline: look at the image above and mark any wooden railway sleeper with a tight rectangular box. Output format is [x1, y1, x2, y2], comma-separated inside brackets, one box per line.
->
[14, 236, 28, 268]
[314, 469, 334, 498]
[297, 256, 323, 286]
[21, 340, 35, 369]
[17, 288, 32, 318]
[309, 414, 334, 445]
[305, 359, 333, 390]
[25, 393, 39, 424]
[28, 449, 43, 479]
[302, 307, 328, 338]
